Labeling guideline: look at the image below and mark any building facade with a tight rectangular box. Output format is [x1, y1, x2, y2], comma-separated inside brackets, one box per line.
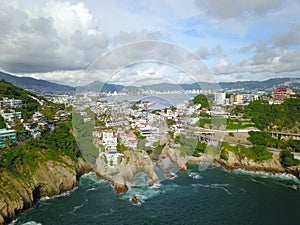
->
[0, 128, 17, 147]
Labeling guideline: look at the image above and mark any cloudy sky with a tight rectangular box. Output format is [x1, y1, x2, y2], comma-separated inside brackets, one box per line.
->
[1, 0, 300, 86]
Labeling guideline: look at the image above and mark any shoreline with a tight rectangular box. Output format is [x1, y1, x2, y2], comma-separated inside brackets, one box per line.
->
[5, 154, 300, 225]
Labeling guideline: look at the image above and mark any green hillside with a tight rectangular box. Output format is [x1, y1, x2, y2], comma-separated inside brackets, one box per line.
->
[0, 71, 74, 95]
[0, 80, 40, 120]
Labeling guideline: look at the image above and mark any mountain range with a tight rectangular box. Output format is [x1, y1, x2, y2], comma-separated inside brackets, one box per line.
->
[1, 71, 299, 95]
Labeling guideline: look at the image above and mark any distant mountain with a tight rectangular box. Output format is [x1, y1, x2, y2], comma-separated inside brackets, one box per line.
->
[139, 78, 300, 92]
[77, 80, 123, 92]
[1, 71, 299, 96]
[219, 78, 294, 91]
[0, 71, 75, 95]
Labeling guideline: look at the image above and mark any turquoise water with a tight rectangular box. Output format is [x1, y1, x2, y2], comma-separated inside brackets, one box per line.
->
[14, 164, 300, 225]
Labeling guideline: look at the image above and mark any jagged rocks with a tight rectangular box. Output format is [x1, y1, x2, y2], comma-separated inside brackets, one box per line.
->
[0, 156, 82, 225]
[113, 174, 128, 194]
[95, 150, 160, 193]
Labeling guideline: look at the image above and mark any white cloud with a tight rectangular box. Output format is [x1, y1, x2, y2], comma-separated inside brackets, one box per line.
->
[1, 0, 300, 85]
[0, 1, 108, 73]
[195, 0, 283, 19]
[273, 25, 300, 48]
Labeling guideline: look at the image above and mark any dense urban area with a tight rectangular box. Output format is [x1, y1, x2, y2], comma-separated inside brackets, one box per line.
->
[1, 77, 300, 224]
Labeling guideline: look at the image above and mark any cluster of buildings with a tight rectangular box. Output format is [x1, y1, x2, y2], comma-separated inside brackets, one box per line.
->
[214, 87, 299, 105]
[0, 98, 22, 109]
[0, 98, 23, 147]
[270, 88, 298, 104]
[0, 96, 71, 147]
[80, 96, 206, 155]
[214, 91, 259, 105]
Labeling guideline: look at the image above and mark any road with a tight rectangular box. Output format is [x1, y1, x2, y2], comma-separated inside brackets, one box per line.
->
[187, 126, 300, 157]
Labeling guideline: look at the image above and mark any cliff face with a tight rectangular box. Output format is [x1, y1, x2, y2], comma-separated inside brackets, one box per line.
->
[96, 150, 160, 193]
[215, 151, 300, 178]
[0, 156, 85, 224]
[163, 144, 300, 179]
[216, 151, 285, 173]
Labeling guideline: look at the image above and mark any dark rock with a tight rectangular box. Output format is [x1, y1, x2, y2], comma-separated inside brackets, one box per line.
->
[131, 196, 141, 205]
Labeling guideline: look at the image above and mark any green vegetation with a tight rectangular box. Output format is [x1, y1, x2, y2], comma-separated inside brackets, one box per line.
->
[137, 138, 147, 150]
[144, 146, 153, 154]
[220, 148, 228, 160]
[280, 150, 300, 167]
[248, 131, 300, 152]
[0, 115, 6, 129]
[226, 118, 253, 130]
[192, 94, 209, 108]
[211, 116, 226, 130]
[244, 99, 300, 130]
[153, 142, 166, 155]
[205, 145, 219, 155]
[251, 145, 273, 160]
[229, 132, 234, 137]
[231, 105, 245, 116]
[221, 142, 272, 161]
[0, 80, 40, 121]
[174, 135, 180, 143]
[117, 142, 128, 153]
[281, 139, 300, 152]
[247, 131, 278, 148]
[166, 119, 176, 126]
[0, 122, 79, 176]
[195, 141, 207, 153]
[131, 100, 141, 110]
[196, 117, 211, 128]
[72, 110, 98, 163]
[39, 102, 63, 121]
[175, 135, 207, 157]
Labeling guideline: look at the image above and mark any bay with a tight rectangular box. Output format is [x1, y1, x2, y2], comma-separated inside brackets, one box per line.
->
[14, 164, 300, 225]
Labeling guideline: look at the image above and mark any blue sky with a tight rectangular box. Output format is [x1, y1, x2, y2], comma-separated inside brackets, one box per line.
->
[0, 0, 300, 86]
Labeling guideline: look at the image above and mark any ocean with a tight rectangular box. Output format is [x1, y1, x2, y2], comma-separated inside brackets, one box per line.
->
[102, 93, 197, 109]
[13, 164, 300, 225]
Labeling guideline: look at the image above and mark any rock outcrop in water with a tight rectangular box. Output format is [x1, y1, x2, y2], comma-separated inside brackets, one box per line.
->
[0, 157, 90, 225]
[95, 150, 160, 193]
[153, 142, 300, 179]
[215, 151, 300, 178]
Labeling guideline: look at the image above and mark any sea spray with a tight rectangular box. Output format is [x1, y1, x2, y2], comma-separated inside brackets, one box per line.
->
[14, 165, 300, 225]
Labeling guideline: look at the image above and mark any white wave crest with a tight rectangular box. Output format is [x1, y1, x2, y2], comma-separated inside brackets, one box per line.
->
[233, 169, 300, 183]
[192, 183, 232, 195]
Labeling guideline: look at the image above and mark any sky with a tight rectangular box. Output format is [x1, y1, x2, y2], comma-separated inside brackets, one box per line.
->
[1, 0, 300, 86]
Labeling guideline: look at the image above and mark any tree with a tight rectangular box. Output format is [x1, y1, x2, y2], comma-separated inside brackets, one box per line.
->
[0, 115, 6, 129]
[250, 145, 272, 160]
[166, 119, 176, 126]
[192, 94, 209, 108]
[247, 131, 278, 147]
[280, 150, 300, 167]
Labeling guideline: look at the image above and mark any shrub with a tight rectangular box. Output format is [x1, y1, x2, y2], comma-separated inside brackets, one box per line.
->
[280, 150, 300, 167]
[220, 149, 228, 160]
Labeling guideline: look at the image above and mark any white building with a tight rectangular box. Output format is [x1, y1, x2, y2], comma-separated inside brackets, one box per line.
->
[140, 125, 159, 136]
[1, 111, 22, 121]
[0, 98, 22, 108]
[214, 91, 226, 105]
[102, 129, 117, 153]
[119, 131, 138, 149]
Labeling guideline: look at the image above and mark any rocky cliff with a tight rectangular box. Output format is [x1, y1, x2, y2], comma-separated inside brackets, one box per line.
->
[156, 143, 300, 179]
[215, 151, 300, 178]
[95, 150, 160, 193]
[0, 157, 90, 224]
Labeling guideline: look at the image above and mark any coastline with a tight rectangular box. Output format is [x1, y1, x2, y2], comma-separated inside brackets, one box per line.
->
[3, 149, 300, 225]
[0, 157, 92, 225]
